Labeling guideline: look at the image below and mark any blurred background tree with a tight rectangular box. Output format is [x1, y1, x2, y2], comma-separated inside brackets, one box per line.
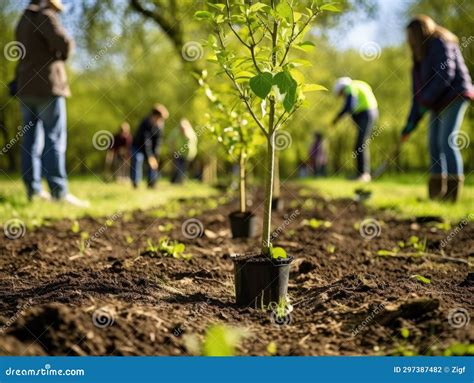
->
[0, 0, 471, 178]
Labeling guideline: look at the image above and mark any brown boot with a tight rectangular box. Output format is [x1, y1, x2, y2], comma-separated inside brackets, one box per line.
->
[428, 174, 447, 200]
[443, 175, 464, 202]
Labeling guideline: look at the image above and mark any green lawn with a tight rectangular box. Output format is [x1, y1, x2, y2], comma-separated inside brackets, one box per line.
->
[1, 174, 472, 227]
[299, 173, 473, 222]
[0, 175, 217, 227]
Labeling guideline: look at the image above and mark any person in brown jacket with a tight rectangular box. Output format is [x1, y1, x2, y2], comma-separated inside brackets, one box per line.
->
[15, 0, 88, 207]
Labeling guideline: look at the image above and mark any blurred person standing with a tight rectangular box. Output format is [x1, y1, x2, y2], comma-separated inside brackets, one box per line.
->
[332, 77, 378, 182]
[170, 119, 198, 184]
[15, 0, 89, 206]
[131, 104, 169, 189]
[401, 15, 474, 202]
[308, 132, 328, 177]
[105, 122, 132, 182]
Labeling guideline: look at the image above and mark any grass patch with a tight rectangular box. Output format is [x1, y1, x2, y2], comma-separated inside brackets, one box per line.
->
[0, 175, 217, 227]
[299, 174, 473, 222]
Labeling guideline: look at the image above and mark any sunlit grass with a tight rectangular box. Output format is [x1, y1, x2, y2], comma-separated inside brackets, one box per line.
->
[299, 173, 473, 222]
[0, 175, 217, 227]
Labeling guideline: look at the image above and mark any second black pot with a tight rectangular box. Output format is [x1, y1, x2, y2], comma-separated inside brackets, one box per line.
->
[233, 254, 293, 307]
[229, 211, 257, 238]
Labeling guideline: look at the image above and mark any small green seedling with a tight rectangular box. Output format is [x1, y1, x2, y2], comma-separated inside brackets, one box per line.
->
[125, 235, 134, 245]
[408, 236, 427, 253]
[400, 328, 410, 339]
[158, 223, 174, 233]
[184, 325, 247, 356]
[326, 244, 336, 254]
[269, 243, 287, 260]
[71, 220, 80, 233]
[266, 341, 278, 356]
[144, 237, 192, 260]
[411, 274, 431, 284]
[79, 231, 89, 255]
[376, 249, 399, 256]
[303, 218, 332, 229]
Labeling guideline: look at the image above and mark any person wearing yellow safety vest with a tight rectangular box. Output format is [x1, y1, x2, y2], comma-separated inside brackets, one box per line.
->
[332, 77, 379, 182]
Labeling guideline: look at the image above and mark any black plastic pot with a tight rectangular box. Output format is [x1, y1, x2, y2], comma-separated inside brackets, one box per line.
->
[233, 255, 293, 307]
[272, 197, 284, 212]
[229, 211, 257, 238]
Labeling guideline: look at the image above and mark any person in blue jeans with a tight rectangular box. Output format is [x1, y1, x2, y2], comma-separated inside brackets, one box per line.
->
[15, 0, 88, 207]
[401, 15, 474, 202]
[131, 104, 169, 188]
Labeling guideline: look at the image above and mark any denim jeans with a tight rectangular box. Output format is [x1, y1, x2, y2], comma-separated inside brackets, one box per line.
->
[19, 97, 68, 199]
[130, 147, 159, 187]
[429, 98, 468, 176]
[353, 109, 378, 175]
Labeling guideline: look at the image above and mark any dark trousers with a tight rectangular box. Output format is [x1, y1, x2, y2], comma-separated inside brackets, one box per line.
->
[130, 146, 159, 187]
[353, 109, 378, 175]
[171, 156, 187, 184]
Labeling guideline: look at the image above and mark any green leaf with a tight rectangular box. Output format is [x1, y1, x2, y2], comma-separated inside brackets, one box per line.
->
[207, 3, 225, 12]
[271, 246, 287, 260]
[203, 325, 244, 356]
[411, 274, 431, 284]
[249, 72, 273, 99]
[320, 4, 341, 12]
[194, 11, 213, 20]
[276, 2, 292, 20]
[400, 328, 410, 339]
[249, 2, 268, 13]
[273, 71, 297, 112]
[303, 84, 327, 92]
[296, 41, 316, 52]
[376, 249, 397, 256]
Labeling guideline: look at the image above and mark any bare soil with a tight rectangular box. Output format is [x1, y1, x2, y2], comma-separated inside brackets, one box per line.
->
[0, 186, 472, 356]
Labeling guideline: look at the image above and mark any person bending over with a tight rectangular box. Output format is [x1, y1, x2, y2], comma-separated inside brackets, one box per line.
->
[332, 77, 379, 183]
[131, 104, 169, 189]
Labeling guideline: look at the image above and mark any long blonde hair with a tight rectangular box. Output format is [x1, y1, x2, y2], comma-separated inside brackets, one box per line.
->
[406, 15, 458, 63]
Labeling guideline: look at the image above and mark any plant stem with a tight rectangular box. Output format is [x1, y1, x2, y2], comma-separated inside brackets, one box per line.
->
[239, 150, 246, 214]
[273, 153, 280, 198]
[262, 102, 276, 255]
